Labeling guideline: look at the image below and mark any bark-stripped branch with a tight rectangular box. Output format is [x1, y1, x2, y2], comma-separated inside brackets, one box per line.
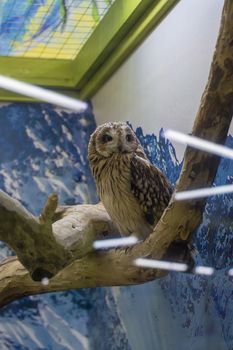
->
[0, 0, 232, 308]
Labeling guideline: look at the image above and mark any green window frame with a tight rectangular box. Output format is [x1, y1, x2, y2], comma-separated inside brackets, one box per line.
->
[0, 0, 179, 102]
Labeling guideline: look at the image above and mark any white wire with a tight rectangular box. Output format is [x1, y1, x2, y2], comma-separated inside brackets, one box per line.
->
[164, 129, 233, 160]
[194, 266, 214, 276]
[0, 75, 88, 112]
[93, 236, 138, 249]
[134, 258, 188, 272]
[41, 277, 50, 286]
[134, 258, 218, 276]
[175, 184, 233, 200]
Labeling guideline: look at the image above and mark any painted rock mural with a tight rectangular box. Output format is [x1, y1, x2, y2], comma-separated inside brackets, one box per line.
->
[0, 103, 232, 350]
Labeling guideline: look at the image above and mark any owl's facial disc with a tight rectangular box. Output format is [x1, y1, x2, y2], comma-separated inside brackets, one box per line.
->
[95, 122, 138, 158]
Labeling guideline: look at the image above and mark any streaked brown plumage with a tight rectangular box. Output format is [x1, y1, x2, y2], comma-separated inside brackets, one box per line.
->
[88, 122, 173, 239]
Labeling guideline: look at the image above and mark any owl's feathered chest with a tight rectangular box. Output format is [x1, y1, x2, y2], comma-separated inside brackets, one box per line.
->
[92, 154, 152, 238]
[97, 155, 130, 193]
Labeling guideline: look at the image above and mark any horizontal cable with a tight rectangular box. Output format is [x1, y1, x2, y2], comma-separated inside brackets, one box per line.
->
[93, 236, 138, 249]
[135, 258, 217, 276]
[164, 129, 233, 160]
[134, 258, 188, 272]
[0, 75, 88, 112]
[175, 184, 233, 200]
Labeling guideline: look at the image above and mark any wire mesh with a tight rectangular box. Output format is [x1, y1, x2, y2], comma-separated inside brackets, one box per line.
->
[0, 0, 115, 60]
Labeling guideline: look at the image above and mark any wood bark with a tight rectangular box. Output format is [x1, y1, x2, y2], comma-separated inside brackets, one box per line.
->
[0, 0, 232, 308]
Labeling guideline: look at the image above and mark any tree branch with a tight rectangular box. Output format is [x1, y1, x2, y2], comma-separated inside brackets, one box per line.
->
[0, 0, 232, 307]
[0, 193, 118, 280]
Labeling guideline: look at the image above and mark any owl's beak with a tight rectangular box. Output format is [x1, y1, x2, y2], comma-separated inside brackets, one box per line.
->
[118, 144, 128, 153]
[118, 144, 123, 152]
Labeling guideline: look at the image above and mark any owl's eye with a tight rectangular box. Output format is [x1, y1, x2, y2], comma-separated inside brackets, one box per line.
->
[126, 134, 134, 142]
[102, 134, 113, 143]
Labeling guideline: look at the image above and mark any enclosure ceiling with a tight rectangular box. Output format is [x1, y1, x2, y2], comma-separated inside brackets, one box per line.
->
[0, 0, 115, 60]
[0, 0, 179, 101]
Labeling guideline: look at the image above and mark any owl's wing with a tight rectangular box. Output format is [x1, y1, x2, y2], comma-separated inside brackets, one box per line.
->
[130, 155, 173, 226]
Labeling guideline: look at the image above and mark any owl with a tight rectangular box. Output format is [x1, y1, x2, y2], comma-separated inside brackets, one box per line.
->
[88, 122, 173, 240]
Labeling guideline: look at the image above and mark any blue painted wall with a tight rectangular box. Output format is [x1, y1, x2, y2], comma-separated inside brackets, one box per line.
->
[0, 102, 232, 350]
